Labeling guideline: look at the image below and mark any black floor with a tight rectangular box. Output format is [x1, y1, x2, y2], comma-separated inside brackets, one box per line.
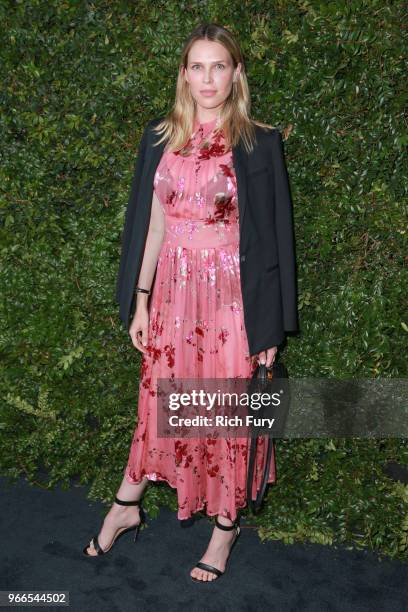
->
[0, 476, 407, 611]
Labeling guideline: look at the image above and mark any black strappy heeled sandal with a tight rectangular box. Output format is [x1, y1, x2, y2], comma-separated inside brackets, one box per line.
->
[191, 515, 241, 582]
[82, 496, 146, 557]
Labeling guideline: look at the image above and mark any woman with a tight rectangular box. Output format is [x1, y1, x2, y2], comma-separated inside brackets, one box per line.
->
[84, 23, 299, 583]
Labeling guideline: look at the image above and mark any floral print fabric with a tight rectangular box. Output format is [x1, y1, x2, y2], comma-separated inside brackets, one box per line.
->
[124, 116, 276, 521]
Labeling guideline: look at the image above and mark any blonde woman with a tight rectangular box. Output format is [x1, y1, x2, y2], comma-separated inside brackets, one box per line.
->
[84, 22, 299, 583]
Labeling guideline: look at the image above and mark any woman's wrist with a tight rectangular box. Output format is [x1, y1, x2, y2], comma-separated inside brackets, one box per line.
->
[136, 292, 149, 306]
[135, 286, 151, 295]
[135, 285, 150, 310]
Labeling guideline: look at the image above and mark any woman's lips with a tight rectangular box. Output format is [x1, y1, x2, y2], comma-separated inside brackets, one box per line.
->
[200, 90, 217, 97]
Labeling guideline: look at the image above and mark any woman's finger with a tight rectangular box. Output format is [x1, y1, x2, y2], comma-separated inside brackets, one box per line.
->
[265, 352, 275, 367]
[141, 326, 148, 348]
[265, 347, 277, 367]
[131, 329, 149, 354]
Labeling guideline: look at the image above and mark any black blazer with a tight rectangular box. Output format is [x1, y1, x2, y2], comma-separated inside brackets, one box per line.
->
[115, 117, 300, 356]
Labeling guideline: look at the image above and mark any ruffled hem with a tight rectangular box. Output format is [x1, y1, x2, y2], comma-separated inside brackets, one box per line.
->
[124, 469, 276, 522]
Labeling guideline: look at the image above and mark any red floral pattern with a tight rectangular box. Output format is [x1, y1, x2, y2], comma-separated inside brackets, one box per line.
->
[124, 117, 276, 521]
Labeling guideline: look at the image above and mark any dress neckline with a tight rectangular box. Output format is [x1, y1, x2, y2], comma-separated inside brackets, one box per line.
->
[193, 115, 218, 138]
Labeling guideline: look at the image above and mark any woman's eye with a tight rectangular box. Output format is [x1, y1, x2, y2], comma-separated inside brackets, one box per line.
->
[190, 64, 225, 70]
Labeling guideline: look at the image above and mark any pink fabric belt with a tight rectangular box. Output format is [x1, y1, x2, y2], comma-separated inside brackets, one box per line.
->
[164, 213, 240, 248]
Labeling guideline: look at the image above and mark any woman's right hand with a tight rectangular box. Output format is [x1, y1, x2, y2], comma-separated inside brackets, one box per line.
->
[129, 305, 149, 354]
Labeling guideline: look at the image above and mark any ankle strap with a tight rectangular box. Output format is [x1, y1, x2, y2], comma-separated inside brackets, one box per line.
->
[114, 496, 140, 506]
[215, 516, 239, 531]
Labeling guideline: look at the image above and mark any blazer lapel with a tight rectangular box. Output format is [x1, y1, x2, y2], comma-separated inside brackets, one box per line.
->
[232, 139, 248, 241]
[143, 128, 248, 241]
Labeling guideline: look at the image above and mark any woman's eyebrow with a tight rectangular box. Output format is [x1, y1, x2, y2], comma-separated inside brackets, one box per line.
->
[189, 59, 227, 64]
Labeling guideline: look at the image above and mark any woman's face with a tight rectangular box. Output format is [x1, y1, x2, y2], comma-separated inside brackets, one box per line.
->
[184, 39, 240, 116]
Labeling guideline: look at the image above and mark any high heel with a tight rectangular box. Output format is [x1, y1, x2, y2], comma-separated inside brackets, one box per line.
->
[191, 515, 241, 582]
[82, 496, 146, 557]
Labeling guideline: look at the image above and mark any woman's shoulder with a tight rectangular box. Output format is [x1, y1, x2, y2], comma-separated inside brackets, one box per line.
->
[248, 120, 286, 159]
[148, 116, 165, 128]
[140, 117, 164, 139]
[251, 119, 283, 141]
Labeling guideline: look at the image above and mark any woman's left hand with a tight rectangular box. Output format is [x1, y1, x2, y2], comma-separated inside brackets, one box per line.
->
[257, 346, 278, 367]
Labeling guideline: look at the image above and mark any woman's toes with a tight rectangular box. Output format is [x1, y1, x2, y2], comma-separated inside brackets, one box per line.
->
[191, 566, 218, 582]
[191, 568, 204, 581]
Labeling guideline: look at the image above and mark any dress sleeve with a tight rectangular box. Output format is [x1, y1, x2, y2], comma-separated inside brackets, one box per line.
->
[115, 122, 150, 304]
[270, 129, 299, 332]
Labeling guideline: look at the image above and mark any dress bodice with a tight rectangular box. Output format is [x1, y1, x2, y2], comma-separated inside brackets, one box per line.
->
[153, 117, 239, 249]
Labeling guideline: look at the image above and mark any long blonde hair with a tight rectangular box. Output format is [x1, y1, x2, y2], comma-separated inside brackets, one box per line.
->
[151, 23, 274, 154]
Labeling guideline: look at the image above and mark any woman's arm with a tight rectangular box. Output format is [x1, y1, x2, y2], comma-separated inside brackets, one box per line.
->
[134, 191, 165, 311]
[129, 191, 165, 352]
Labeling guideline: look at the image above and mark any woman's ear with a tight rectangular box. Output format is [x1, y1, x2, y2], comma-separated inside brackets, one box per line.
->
[234, 62, 242, 81]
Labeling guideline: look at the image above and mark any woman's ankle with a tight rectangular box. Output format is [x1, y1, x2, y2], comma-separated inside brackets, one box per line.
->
[116, 475, 148, 502]
[216, 515, 234, 527]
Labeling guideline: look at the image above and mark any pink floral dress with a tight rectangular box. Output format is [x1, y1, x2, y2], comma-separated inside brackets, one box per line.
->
[124, 116, 276, 522]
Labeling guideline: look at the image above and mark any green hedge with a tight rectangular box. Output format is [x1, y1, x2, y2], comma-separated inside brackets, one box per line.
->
[1, 1, 407, 559]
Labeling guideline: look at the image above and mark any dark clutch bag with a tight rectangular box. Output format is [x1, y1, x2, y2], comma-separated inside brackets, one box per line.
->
[246, 359, 290, 514]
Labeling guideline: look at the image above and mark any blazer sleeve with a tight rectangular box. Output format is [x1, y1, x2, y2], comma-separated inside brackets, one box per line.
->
[115, 122, 150, 304]
[270, 129, 299, 332]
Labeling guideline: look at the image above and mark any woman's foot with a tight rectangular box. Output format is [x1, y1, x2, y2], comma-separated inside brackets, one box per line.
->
[190, 516, 239, 582]
[84, 500, 141, 556]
